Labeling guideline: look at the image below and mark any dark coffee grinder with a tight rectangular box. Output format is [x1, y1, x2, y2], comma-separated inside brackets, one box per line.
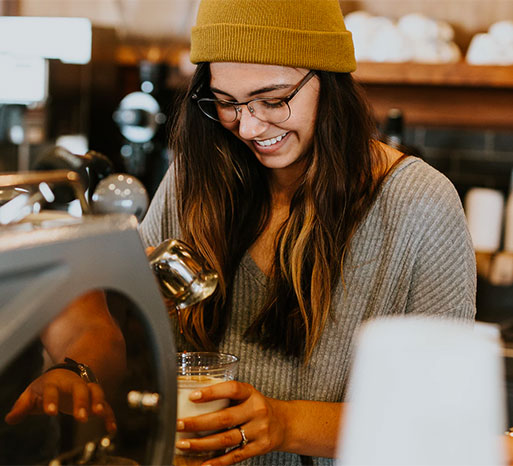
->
[113, 61, 173, 197]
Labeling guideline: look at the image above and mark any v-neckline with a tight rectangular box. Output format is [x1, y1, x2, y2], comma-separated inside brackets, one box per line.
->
[241, 251, 269, 288]
[238, 157, 418, 291]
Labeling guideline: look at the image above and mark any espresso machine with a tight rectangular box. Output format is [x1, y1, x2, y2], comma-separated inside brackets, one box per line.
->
[0, 167, 216, 465]
[0, 207, 176, 464]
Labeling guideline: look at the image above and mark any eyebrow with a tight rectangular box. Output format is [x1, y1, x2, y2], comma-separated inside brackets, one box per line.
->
[210, 83, 292, 99]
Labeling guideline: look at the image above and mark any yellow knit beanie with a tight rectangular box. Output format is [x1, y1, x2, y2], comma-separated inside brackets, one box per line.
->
[190, 0, 357, 73]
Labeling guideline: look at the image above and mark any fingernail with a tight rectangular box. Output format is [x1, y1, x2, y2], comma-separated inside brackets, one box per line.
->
[189, 391, 202, 401]
[95, 403, 104, 413]
[108, 421, 117, 432]
[47, 403, 57, 415]
[78, 408, 87, 420]
[176, 420, 184, 431]
[176, 440, 190, 449]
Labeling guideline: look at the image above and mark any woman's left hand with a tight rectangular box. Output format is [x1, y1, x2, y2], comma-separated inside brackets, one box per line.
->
[175, 380, 288, 465]
[4, 369, 117, 433]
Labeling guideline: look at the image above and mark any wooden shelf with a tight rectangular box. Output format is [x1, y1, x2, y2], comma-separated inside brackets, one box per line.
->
[354, 62, 513, 88]
[353, 62, 513, 129]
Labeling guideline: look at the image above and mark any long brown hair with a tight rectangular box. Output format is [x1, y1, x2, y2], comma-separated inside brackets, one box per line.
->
[171, 63, 387, 362]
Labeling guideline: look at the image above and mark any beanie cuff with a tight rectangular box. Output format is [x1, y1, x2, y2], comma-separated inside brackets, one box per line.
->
[191, 24, 357, 73]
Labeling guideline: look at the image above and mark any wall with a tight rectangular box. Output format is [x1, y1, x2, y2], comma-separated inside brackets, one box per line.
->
[19, 0, 200, 40]
[400, 126, 513, 196]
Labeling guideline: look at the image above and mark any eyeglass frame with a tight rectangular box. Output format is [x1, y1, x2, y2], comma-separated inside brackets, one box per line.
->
[191, 70, 317, 124]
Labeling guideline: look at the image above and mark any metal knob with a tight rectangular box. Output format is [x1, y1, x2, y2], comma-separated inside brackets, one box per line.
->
[127, 390, 160, 411]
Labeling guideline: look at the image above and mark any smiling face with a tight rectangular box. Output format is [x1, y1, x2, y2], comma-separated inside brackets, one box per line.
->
[209, 62, 320, 178]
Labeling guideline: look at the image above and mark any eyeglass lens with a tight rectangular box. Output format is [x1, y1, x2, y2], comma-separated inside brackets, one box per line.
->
[197, 70, 315, 124]
[198, 98, 291, 124]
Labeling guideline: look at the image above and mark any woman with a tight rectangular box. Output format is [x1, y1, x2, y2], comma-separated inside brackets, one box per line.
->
[139, 0, 476, 464]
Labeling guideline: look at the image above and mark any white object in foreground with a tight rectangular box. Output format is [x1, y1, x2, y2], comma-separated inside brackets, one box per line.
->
[337, 317, 506, 466]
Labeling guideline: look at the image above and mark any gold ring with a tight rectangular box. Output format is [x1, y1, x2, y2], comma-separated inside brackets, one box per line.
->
[238, 426, 248, 448]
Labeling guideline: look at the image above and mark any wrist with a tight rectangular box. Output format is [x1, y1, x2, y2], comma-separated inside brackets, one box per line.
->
[45, 357, 99, 384]
[273, 400, 345, 458]
[270, 398, 295, 453]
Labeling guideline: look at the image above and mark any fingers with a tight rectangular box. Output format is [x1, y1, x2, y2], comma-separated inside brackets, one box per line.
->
[70, 380, 118, 432]
[176, 381, 257, 438]
[202, 442, 260, 466]
[89, 382, 107, 415]
[4, 388, 38, 424]
[191, 381, 253, 403]
[176, 381, 252, 433]
[101, 401, 118, 433]
[71, 378, 91, 422]
[176, 426, 243, 452]
[175, 382, 283, 465]
[88, 383, 117, 433]
[178, 403, 248, 433]
[5, 372, 117, 434]
[176, 424, 270, 466]
[42, 383, 59, 416]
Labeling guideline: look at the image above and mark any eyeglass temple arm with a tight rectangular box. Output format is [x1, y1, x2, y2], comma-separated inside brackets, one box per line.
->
[191, 83, 204, 100]
[284, 70, 317, 103]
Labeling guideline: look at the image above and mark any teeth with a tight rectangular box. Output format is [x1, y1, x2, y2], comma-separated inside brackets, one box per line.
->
[255, 133, 287, 147]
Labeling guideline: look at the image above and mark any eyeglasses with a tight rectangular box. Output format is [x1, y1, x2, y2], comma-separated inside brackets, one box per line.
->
[192, 70, 317, 125]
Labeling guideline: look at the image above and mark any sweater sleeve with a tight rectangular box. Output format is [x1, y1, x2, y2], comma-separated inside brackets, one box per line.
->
[405, 166, 476, 320]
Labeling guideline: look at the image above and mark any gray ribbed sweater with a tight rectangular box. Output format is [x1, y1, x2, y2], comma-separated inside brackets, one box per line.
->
[139, 157, 476, 466]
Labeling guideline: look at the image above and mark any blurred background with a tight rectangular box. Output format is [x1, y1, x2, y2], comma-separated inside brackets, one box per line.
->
[0, 0, 513, 317]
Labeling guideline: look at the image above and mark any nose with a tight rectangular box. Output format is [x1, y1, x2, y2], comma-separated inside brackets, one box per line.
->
[236, 105, 268, 140]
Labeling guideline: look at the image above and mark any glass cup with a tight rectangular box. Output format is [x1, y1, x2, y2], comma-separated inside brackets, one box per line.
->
[174, 352, 239, 466]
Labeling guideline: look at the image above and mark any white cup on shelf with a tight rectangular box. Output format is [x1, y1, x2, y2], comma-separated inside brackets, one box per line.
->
[464, 187, 504, 253]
